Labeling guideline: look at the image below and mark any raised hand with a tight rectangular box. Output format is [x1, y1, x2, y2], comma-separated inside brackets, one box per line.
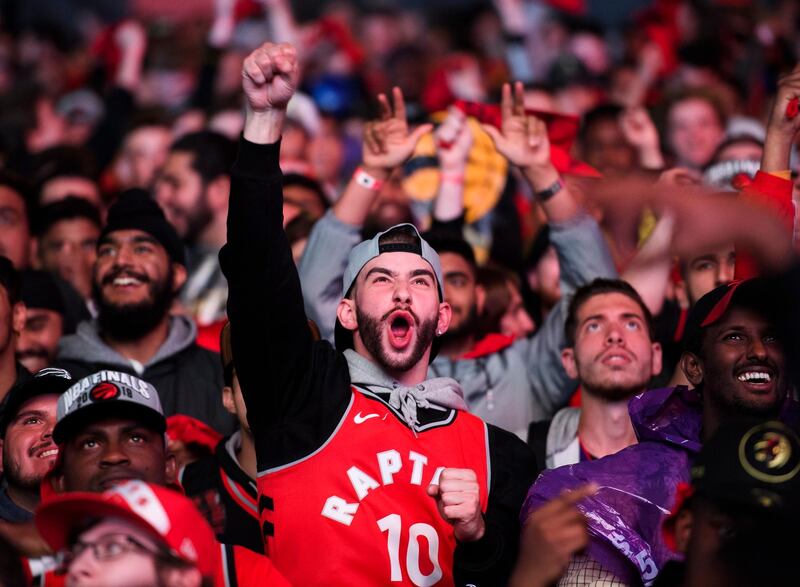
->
[620, 107, 659, 151]
[435, 107, 474, 172]
[427, 468, 485, 542]
[763, 63, 800, 171]
[767, 64, 800, 138]
[657, 167, 702, 187]
[362, 87, 433, 172]
[114, 20, 147, 56]
[113, 20, 148, 90]
[482, 82, 552, 175]
[241, 42, 299, 113]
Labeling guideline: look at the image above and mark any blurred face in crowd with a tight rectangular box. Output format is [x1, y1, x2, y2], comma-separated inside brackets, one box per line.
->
[308, 132, 345, 184]
[439, 252, 478, 339]
[209, 109, 244, 141]
[498, 281, 534, 340]
[57, 417, 175, 493]
[715, 140, 762, 163]
[682, 246, 735, 306]
[562, 292, 661, 400]
[0, 185, 31, 269]
[581, 118, 636, 176]
[16, 308, 63, 373]
[40, 177, 102, 210]
[283, 184, 327, 227]
[117, 125, 172, 190]
[362, 12, 402, 59]
[280, 121, 309, 162]
[0, 283, 25, 363]
[93, 229, 185, 341]
[685, 307, 787, 418]
[667, 97, 724, 169]
[63, 518, 162, 587]
[570, 33, 610, 76]
[527, 246, 561, 310]
[222, 375, 249, 436]
[366, 175, 413, 233]
[38, 217, 100, 300]
[341, 251, 450, 375]
[154, 152, 211, 242]
[1, 394, 59, 498]
[523, 88, 557, 112]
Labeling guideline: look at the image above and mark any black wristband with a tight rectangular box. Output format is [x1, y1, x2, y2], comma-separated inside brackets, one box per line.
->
[535, 177, 564, 201]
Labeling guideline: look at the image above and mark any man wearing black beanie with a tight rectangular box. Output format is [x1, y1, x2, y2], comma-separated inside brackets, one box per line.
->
[55, 190, 233, 434]
[16, 270, 66, 374]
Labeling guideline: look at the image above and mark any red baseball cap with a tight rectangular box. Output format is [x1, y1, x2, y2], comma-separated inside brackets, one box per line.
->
[36, 480, 219, 579]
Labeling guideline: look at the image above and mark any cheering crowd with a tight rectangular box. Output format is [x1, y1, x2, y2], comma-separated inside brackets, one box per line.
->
[0, 0, 799, 585]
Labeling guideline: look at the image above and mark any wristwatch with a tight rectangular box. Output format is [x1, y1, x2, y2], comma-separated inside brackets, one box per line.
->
[535, 177, 565, 202]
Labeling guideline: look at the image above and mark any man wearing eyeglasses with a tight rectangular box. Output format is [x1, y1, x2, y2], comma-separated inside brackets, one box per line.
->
[36, 479, 289, 587]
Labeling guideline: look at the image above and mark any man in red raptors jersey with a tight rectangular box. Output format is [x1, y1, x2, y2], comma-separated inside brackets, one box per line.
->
[220, 42, 538, 585]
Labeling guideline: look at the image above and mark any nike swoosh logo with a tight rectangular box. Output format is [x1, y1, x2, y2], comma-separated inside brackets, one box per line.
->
[354, 412, 381, 424]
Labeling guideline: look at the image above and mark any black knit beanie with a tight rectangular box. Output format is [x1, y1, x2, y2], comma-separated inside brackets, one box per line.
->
[100, 189, 186, 266]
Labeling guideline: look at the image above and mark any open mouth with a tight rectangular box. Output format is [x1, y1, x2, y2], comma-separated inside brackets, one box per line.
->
[736, 366, 775, 390]
[388, 311, 414, 349]
[112, 276, 144, 286]
[98, 476, 135, 490]
[33, 446, 58, 459]
[104, 270, 149, 288]
[600, 350, 633, 367]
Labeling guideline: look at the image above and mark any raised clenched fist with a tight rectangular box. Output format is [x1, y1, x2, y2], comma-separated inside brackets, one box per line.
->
[241, 42, 300, 113]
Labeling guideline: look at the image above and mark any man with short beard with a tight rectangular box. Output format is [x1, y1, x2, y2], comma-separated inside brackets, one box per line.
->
[0, 256, 29, 405]
[0, 369, 70, 574]
[528, 278, 662, 468]
[16, 271, 67, 374]
[0, 369, 71, 523]
[154, 131, 236, 326]
[55, 190, 232, 434]
[222, 42, 536, 585]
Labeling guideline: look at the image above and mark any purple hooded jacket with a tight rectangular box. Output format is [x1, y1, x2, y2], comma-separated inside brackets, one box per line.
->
[522, 385, 800, 586]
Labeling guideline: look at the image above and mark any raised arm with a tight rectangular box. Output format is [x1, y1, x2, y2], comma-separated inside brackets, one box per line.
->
[482, 82, 581, 224]
[431, 107, 474, 226]
[735, 63, 800, 279]
[298, 89, 431, 341]
[483, 82, 617, 416]
[221, 43, 351, 469]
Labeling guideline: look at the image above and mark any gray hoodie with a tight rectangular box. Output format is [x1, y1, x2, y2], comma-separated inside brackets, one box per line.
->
[56, 315, 233, 434]
[344, 349, 468, 432]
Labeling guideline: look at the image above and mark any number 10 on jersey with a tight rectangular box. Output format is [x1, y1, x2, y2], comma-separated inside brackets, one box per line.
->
[378, 514, 443, 586]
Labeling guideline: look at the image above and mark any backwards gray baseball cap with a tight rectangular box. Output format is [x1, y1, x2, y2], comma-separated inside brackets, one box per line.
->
[335, 223, 445, 353]
[53, 370, 166, 444]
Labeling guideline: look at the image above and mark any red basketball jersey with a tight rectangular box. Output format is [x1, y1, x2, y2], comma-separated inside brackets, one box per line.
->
[258, 387, 491, 586]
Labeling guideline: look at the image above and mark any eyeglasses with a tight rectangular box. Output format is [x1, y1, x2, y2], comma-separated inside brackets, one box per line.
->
[61, 532, 162, 566]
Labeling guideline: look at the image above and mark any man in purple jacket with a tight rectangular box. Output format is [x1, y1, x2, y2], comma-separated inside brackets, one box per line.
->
[522, 277, 799, 586]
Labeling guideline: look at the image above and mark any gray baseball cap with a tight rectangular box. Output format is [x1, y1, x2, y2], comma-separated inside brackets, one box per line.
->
[335, 223, 444, 353]
[53, 371, 166, 444]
